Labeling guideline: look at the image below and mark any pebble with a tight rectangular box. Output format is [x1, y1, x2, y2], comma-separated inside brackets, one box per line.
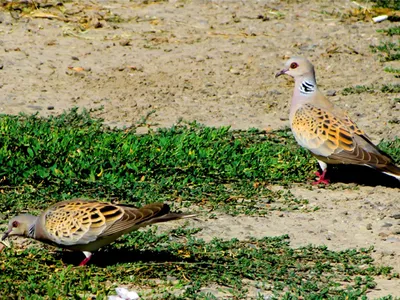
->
[268, 90, 282, 95]
[27, 105, 43, 110]
[390, 214, 400, 219]
[195, 56, 205, 62]
[386, 237, 400, 243]
[119, 40, 131, 46]
[381, 222, 393, 227]
[47, 106, 55, 110]
[366, 223, 372, 230]
[229, 68, 240, 75]
[326, 90, 336, 96]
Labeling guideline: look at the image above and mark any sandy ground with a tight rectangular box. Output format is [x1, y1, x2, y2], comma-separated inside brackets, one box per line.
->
[0, 0, 400, 297]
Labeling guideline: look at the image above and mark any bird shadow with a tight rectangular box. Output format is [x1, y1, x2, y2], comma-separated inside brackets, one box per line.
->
[325, 165, 400, 188]
[58, 248, 191, 267]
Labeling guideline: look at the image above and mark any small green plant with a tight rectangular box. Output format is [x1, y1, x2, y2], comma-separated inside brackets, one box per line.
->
[342, 85, 376, 95]
[370, 41, 400, 62]
[384, 66, 400, 76]
[373, 0, 400, 10]
[381, 83, 400, 93]
[378, 26, 400, 36]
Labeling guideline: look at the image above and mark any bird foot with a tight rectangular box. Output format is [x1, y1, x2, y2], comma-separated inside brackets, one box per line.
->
[78, 255, 92, 266]
[312, 171, 329, 185]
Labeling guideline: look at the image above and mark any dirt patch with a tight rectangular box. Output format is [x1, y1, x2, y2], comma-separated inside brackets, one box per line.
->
[0, 0, 399, 296]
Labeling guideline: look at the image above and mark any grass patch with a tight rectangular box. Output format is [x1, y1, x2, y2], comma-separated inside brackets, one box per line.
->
[378, 26, 400, 36]
[342, 85, 376, 95]
[379, 138, 400, 164]
[372, 0, 400, 10]
[0, 109, 399, 298]
[0, 227, 396, 299]
[342, 84, 400, 95]
[381, 83, 400, 93]
[370, 41, 400, 62]
[0, 108, 315, 217]
[384, 66, 400, 78]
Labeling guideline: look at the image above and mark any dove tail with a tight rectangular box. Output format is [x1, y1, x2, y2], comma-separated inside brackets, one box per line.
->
[150, 212, 197, 223]
[138, 203, 196, 226]
[374, 163, 400, 180]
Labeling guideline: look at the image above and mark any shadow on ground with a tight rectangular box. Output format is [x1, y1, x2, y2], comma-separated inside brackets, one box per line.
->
[58, 248, 190, 267]
[327, 165, 400, 188]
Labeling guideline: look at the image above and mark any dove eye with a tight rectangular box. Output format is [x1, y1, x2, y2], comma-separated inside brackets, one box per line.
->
[290, 62, 298, 69]
[12, 221, 19, 228]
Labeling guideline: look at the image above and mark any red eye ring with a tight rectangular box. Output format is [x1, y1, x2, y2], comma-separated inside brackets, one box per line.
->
[12, 221, 19, 228]
[290, 62, 298, 69]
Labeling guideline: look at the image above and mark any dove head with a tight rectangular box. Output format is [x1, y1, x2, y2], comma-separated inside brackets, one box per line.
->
[2, 214, 38, 240]
[275, 57, 316, 81]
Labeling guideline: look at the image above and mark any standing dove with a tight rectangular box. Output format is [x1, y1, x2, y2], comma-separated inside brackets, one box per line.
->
[276, 57, 400, 184]
[2, 199, 194, 266]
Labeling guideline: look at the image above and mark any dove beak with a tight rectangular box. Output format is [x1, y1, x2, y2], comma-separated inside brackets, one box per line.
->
[275, 69, 288, 78]
[1, 229, 11, 241]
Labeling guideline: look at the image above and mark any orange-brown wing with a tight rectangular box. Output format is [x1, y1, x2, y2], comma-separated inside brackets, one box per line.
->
[101, 202, 169, 237]
[292, 104, 392, 166]
[42, 199, 124, 246]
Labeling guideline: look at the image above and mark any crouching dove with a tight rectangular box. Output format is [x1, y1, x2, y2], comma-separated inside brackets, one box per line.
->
[276, 57, 400, 184]
[2, 199, 195, 266]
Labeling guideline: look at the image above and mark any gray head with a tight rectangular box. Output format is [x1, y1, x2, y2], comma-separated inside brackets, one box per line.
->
[2, 214, 38, 240]
[275, 57, 316, 80]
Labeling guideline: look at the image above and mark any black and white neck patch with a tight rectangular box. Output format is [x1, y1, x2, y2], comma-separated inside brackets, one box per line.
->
[28, 224, 35, 238]
[299, 80, 315, 95]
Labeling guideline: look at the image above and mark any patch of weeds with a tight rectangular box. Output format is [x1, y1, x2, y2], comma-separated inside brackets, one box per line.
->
[0, 108, 316, 217]
[370, 41, 400, 62]
[0, 110, 398, 298]
[381, 83, 400, 93]
[343, 83, 400, 95]
[379, 138, 400, 164]
[0, 228, 396, 298]
[105, 14, 126, 23]
[372, 0, 400, 10]
[384, 66, 400, 78]
[0, 109, 399, 218]
[378, 26, 400, 36]
[342, 85, 376, 95]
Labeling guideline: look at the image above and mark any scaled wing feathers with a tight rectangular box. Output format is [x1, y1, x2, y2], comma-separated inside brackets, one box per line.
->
[42, 200, 182, 246]
[292, 104, 394, 167]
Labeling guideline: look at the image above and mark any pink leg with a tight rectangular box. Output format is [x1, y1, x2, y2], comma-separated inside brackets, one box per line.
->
[312, 169, 329, 185]
[78, 252, 92, 266]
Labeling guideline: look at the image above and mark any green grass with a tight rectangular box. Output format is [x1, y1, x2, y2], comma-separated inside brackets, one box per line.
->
[381, 83, 400, 93]
[342, 85, 376, 95]
[372, 0, 400, 10]
[0, 109, 399, 298]
[0, 108, 315, 217]
[370, 41, 400, 62]
[0, 227, 396, 299]
[378, 26, 400, 37]
[384, 66, 400, 78]
[342, 84, 400, 95]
